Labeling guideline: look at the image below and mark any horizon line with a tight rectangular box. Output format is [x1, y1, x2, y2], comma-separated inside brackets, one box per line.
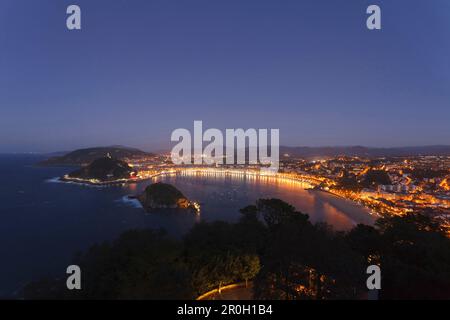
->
[2, 144, 450, 155]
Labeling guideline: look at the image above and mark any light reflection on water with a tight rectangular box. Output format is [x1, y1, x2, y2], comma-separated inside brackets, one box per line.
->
[0, 156, 375, 297]
[148, 170, 375, 231]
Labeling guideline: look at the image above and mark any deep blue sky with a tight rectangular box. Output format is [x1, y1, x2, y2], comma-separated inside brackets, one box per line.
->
[1, 0, 449, 152]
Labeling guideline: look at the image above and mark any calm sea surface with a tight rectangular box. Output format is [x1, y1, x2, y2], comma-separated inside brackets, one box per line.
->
[0, 154, 374, 297]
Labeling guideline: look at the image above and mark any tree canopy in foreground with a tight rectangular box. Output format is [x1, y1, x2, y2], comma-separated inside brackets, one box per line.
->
[23, 199, 450, 300]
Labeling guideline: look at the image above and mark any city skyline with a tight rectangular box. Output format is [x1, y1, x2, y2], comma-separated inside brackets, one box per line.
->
[1, 0, 450, 153]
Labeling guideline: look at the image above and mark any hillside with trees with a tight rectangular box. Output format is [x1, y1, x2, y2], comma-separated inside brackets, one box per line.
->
[22, 199, 450, 300]
[39, 146, 152, 166]
[67, 156, 137, 181]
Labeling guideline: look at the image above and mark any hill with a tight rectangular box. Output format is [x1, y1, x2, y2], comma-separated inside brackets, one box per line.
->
[138, 182, 199, 212]
[280, 145, 450, 158]
[67, 156, 137, 181]
[39, 146, 151, 166]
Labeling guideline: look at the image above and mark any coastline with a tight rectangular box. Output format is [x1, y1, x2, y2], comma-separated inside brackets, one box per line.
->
[56, 168, 378, 223]
[308, 189, 376, 226]
[59, 175, 151, 186]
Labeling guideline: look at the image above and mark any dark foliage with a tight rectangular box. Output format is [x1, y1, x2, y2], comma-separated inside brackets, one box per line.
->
[361, 169, 391, 187]
[140, 182, 187, 206]
[22, 200, 450, 300]
[39, 146, 152, 166]
[68, 157, 136, 181]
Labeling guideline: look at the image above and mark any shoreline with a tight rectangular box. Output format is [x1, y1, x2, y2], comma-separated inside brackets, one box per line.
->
[56, 168, 377, 221]
[59, 175, 152, 186]
[309, 189, 377, 225]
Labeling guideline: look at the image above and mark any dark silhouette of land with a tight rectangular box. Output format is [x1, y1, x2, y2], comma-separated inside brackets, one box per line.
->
[39, 146, 152, 166]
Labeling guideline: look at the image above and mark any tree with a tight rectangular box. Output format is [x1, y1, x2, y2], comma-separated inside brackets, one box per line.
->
[183, 221, 263, 294]
[24, 229, 195, 299]
[375, 213, 450, 299]
[255, 220, 365, 300]
[239, 205, 258, 217]
[361, 169, 391, 188]
[345, 224, 382, 263]
[256, 198, 310, 228]
[236, 255, 260, 287]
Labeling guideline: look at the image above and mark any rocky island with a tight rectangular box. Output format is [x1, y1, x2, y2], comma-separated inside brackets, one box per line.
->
[136, 182, 200, 213]
[62, 155, 138, 185]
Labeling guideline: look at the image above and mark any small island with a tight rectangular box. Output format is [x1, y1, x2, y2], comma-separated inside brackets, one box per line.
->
[136, 182, 200, 213]
[61, 155, 138, 185]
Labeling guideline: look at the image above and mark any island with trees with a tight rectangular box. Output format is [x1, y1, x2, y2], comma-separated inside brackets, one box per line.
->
[136, 182, 200, 213]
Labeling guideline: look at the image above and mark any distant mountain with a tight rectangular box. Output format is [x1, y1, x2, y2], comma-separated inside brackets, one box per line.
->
[39, 146, 152, 166]
[280, 145, 450, 158]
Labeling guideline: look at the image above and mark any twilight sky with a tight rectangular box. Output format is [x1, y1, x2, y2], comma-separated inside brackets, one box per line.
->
[1, 0, 449, 153]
